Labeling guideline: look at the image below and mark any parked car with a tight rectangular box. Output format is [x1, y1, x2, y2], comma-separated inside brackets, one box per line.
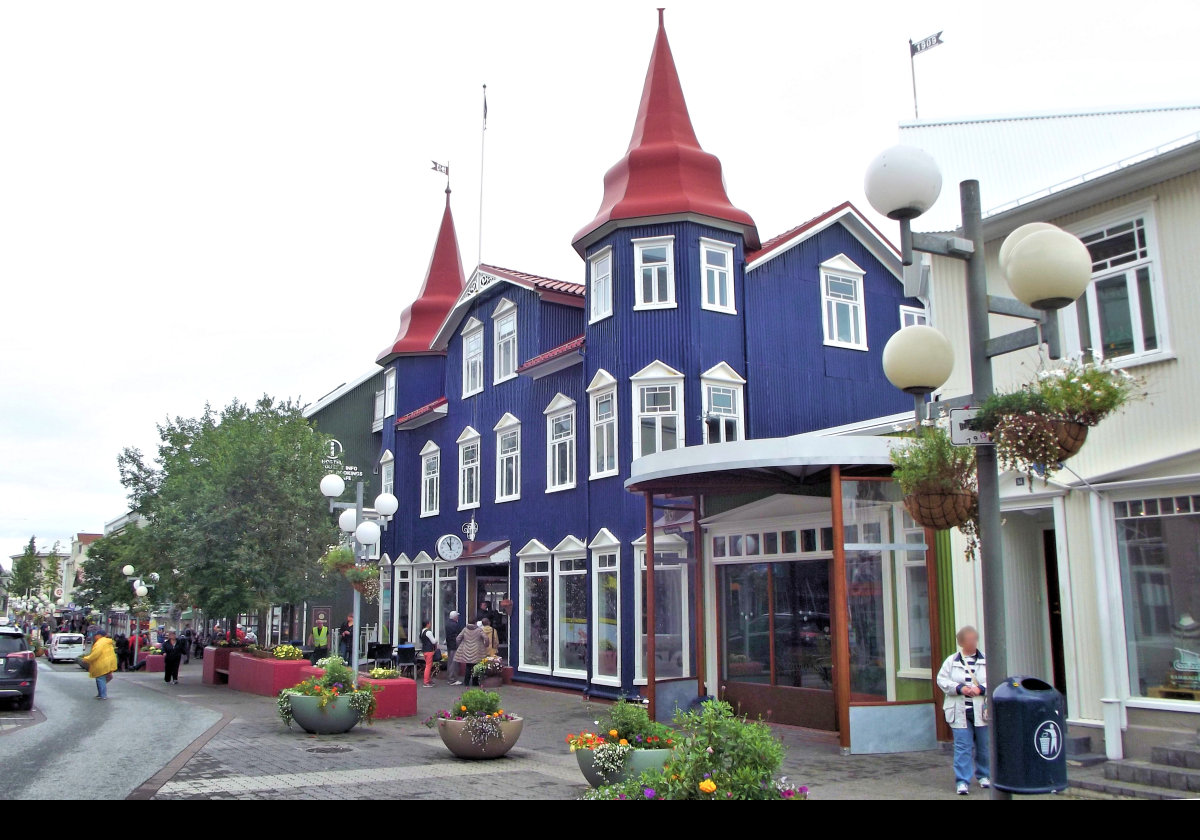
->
[0, 625, 37, 710]
[48, 632, 85, 663]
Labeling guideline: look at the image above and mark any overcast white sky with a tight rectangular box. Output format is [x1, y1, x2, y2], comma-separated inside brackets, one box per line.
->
[3, 1, 1199, 566]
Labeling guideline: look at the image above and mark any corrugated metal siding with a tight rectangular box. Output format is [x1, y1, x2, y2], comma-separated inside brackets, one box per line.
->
[745, 221, 917, 437]
[902, 107, 1200, 231]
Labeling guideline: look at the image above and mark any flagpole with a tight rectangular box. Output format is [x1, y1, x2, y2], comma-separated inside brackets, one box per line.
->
[909, 40, 919, 121]
[478, 83, 487, 268]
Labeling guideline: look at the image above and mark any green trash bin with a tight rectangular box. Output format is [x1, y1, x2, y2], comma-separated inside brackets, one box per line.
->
[992, 675, 1069, 794]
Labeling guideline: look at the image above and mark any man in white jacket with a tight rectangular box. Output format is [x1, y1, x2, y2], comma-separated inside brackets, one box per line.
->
[936, 626, 991, 795]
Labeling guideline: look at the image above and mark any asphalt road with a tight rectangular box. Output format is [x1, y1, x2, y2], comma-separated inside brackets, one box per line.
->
[0, 658, 221, 799]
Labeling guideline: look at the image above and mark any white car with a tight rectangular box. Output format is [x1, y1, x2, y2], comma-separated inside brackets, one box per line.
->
[48, 633, 86, 663]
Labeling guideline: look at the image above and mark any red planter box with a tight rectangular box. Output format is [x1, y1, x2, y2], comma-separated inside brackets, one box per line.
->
[355, 676, 417, 719]
[228, 652, 313, 697]
[301, 665, 324, 681]
[202, 645, 233, 685]
[143, 654, 165, 673]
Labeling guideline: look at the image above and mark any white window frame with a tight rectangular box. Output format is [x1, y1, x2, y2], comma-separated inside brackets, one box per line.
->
[543, 394, 577, 493]
[589, 246, 613, 323]
[551, 536, 589, 679]
[456, 427, 480, 511]
[899, 305, 928, 328]
[494, 413, 521, 503]
[820, 254, 868, 351]
[631, 360, 685, 460]
[589, 529, 622, 687]
[1061, 201, 1171, 367]
[700, 237, 736, 314]
[516, 540, 552, 675]
[632, 533, 691, 684]
[493, 299, 518, 384]
[380, 450, 394, 497]
[419, 441, 440, 518]
[633, 235, 676, 310]
[700, 362, 745, 445]
[587, 369, 619, 480]
[461, 318, 484, 398]
[384, 368, 396, 417]
[895, 508, 933, 679]
[372, 390, 385, 433]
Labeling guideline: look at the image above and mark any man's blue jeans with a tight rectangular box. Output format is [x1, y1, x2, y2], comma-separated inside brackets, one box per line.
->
[952, 724, 989, 784]
[95, 675, 108, 699]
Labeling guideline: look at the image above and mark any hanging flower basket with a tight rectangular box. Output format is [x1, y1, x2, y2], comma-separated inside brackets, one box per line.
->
[903, 491, 977, 530]
[1051, 419, 1088, 460]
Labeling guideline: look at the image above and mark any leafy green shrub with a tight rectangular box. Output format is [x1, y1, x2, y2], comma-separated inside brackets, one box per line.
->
[459, 688, 500, 716]
[889, 427, 976, 497]
[600, 697, 673, 747]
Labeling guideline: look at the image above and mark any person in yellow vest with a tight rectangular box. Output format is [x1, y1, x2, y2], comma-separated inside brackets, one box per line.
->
[81, 629, 118, 700]
[308, 620, 330, 665]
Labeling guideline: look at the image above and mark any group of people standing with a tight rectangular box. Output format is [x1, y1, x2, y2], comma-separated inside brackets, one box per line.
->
[418, 604, 501, 688]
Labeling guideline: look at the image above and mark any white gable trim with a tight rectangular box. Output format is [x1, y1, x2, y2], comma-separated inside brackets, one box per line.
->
[460, 316, 483, 336]
[419, 439, 440, 457]
[456, 425, 480, 444]
[820, 253, 865, 276]
[516, 538, 551, 558]
[588, 527, 621, 550]
[747, 205, 902, 280]
[551, 535, 587, 555]
[631, 532, 689, 551]
[394, 552, 411, 564]
[492, 297, 516, 319]
[379, 449, 394, 464]
[587, 368, 618, 393]
[700, 362, 746, 385]
[631, 360, 684, 382]
[543, 393, 576, 415]
[493, 412, 521, 432]
[411, 550, 434, 564]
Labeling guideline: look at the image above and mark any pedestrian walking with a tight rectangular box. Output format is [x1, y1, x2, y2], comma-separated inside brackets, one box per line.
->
[419, 620, 438, 688]
[453, 620, 485, 687]
[308, 620, 330, 665]
[81, 630, 118, 700]
[480, 618, 499, 658]
[936, 626, 991, 795]
[338, 614, 354, 661]
[443, 610, 462, 685]
[162, 630, 185, 685]
[114, 634, 130, 672]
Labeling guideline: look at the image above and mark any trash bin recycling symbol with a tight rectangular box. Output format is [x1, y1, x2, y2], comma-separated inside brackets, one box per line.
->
[1033, 720, 1062, 760]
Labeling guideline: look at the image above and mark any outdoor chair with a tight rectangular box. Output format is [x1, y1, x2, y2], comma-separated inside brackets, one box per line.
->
[395, 644, 417, 679]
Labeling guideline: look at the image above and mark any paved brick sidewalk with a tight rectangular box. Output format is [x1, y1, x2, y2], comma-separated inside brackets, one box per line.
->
[128, 660, 1088, 800]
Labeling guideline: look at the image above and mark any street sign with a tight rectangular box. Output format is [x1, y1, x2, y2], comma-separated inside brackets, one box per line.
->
[949, 408, 993, 446]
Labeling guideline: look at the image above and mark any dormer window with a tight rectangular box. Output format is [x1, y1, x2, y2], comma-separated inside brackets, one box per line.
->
[820, 254, 868, 351]
[700, 238, 736, 314]
[493, 299, 518, 383]
[633, 236, 675, 310]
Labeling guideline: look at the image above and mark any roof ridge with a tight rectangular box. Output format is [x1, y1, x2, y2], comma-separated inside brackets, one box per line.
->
[480, 263, 583, 288]
[901, 103, 1200, 129]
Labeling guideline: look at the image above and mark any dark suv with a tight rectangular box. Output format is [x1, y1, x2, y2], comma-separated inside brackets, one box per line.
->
[0, 625, 37, 710]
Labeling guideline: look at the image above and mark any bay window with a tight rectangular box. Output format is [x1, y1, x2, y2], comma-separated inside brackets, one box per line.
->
[632, 361, 684, 458]
[633, 236, 675, 309]
[700, 238, 736, 313]
[701, 362, 745, 444]
[590, 247, 613, 322]
[384, 367, 396, 417]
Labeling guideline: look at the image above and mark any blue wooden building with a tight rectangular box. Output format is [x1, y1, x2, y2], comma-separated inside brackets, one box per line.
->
[357, 13, 937, 745]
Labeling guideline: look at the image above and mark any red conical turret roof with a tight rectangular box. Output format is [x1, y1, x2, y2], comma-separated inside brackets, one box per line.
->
[573, 10, 758, 254]
[377, 189, 467, 363]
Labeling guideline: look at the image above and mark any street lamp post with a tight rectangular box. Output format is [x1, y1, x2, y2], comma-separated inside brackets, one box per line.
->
[867, 146, 1091, 800]
[121, 564, 156, 664]
[319, 474, 398, 674]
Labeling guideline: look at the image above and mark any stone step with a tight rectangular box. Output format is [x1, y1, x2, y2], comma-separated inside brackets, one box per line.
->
[1066, 752, 1108, 768]
[1065, 734, 1092, 756]
[1150, 742, 1200, 770]
[1104, 758, 1200, 793]
[1073, 775, 1190, 800]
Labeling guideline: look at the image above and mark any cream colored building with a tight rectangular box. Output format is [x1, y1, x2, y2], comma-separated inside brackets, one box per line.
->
[907, 108, 1200, 758]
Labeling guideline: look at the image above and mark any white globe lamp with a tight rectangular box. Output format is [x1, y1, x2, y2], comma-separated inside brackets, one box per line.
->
[319, 474, 346, 499]
[122, 565, 135, 576]
[1002, 227, 1093, 311]
[864, 145, 943, 220]
[374, 493, 398, 519]
[997, 222, 1057, 274]
[338, 509, 358, 533]
[355, 520, 381, 548]
[135, 585, 149, 598]
[882, 325, 955, 394]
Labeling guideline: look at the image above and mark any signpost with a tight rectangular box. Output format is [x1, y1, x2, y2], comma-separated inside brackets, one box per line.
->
[949, 408, 993, 446]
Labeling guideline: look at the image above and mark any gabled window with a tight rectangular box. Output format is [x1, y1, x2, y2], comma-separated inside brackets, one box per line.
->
[587, 369, 618, 479]
[701, 362, 745, 444]
[384, 368, 396, 417]
[1063, 203, 1168, 365]
[589, 247, 613, 323]
[419, 441, 440, 518]
[820, 254, 868, 351]
[544, 394, 576, 492]
[493, 300, 518, 383]
[633, 236, 675, 310]
[494, 413, 521, 502]
[900, 305, 928, 328]
[380, 450, 394, 496]
[700, 238, 736, 313]
[631, 360, 684, 458]
[516, 540, 551, 673]
[462, 318, 484, 398]
[589, 529, 621, 686]
[456, 427, 480, 511]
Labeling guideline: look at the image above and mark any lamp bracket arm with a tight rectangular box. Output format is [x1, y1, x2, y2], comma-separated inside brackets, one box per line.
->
[985, 325, 1044, 359]
[987, 295, 1043, 322]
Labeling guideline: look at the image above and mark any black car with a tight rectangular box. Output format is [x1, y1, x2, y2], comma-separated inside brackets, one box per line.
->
[0, 625, 37, 710]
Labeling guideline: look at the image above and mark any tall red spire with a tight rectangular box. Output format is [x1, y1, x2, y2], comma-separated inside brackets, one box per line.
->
[377, 188, 467, 363]
[573, 9, 758, 253]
